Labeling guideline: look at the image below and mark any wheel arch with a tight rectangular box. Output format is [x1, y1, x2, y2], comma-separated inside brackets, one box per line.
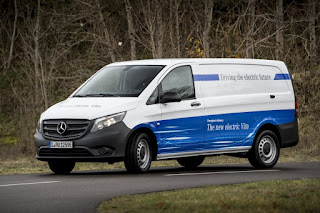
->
[254, 123, 281, 146]
[125, 127, 158, 160]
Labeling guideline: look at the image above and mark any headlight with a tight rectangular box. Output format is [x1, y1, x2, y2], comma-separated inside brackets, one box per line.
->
[37, 119, 41, 133]
[91, 112, 126, 132]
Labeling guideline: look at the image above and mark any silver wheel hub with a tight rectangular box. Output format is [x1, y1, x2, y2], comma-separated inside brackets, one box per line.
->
[258, 136, 277, 164]
[137, 139, 150, 169]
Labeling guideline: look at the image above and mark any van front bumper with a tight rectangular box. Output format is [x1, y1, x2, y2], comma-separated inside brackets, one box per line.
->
[34, 121, 131, 163]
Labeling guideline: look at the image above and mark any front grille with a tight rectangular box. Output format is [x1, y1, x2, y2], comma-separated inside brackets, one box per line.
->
[39, 148, 93, 157]
[42, 119, 91, 140]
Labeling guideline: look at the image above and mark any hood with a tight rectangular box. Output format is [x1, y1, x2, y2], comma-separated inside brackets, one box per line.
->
[41, 97, 140, 120]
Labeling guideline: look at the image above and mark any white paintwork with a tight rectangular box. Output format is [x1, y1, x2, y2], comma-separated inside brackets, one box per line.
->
[198, 63, 294, 117]
[40, 59, 292, 133]
[42, 97, 139, 120]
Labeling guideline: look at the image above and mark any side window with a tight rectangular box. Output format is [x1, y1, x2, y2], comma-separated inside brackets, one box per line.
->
[161, 66, 195, 100]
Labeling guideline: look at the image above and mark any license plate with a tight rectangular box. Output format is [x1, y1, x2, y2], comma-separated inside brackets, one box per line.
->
[49, 141, 73, 149]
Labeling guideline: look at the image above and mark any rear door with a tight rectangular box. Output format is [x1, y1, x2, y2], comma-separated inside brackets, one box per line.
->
[156, 64, 205, 156]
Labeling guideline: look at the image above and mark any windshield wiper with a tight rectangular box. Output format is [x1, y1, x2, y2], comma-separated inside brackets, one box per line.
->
[73, 93, 119, 97]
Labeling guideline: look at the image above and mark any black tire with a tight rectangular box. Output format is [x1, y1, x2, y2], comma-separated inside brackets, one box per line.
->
[124, 133, 152, 173]
[177, 156, 205, 169]
[248, 130, 280, 169]
[48, 161, 75, 174]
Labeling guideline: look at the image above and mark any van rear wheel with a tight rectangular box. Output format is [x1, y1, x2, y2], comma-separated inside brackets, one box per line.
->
[248, 130, 280, 169]
[48, 161, 75, 174]
[124, 133, 152, 173]
[177, 156, 205, 169]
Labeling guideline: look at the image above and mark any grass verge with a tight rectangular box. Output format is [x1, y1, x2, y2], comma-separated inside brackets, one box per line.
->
[97, 179, 320, 213]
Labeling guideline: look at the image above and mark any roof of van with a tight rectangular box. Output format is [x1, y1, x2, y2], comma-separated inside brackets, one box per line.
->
[108, 58, 286, 68]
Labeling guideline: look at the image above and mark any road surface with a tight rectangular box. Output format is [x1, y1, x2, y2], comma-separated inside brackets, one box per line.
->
[0, 162, 319, 213]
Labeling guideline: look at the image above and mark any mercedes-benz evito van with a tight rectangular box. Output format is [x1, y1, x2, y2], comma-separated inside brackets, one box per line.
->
[34, 59, 299, 174]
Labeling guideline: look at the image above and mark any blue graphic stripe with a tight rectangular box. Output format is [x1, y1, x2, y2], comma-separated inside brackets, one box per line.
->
[193, 74, 220, 81]
[274, 73, 290, 80]
[194, 74, 291, 81]
[133, 109, 295, 155]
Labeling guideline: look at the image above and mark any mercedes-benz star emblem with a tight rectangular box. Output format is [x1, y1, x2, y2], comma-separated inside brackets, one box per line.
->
[57, 122, 67, 135]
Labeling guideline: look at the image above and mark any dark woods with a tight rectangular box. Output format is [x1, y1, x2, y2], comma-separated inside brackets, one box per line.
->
[0, 0, 319, 154]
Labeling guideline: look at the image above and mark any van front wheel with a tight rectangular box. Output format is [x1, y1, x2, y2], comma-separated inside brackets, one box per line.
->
[248, 130, 280, 169]
[48, 161, 75, 174]
[177, 156, 205, 169]
[125, 133, 152, 173]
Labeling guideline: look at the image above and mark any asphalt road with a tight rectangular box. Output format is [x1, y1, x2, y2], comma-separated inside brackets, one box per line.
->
[0, 161, 319, 213]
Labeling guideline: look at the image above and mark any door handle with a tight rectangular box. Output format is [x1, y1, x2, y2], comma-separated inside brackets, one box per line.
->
[191, 102, 201, 107]
[270, 95, 275, 99]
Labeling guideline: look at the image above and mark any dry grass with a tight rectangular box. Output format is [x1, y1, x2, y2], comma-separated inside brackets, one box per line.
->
[97, 179, 320, 213]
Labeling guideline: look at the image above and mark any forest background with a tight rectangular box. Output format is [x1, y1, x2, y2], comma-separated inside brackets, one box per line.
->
[0, 0, 319, 159]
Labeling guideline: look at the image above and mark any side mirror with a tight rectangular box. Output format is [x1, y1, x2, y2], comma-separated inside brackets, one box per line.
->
[160, 92, 181, 103]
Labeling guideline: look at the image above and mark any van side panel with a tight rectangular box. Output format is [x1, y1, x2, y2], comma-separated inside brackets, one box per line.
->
[204, 109, 294, 149]
[132, 109, 294, 155]
[198, 64, 295, 150]
[198, 64, 291, 98]
[130, 62, 298, 158]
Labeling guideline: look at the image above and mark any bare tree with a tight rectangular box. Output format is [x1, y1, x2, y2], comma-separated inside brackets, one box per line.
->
[276, 0, 284, 60]
[139, 0, 164, 58]
[203, 0, 213, 58]
[95, 0, 116, 62]
[174, 0, 183, 57]
[308, 0, 317, 73]
[246, 0, 255, 58]
[155, 0, 164, 58]
[169, 0, 184, 57]
[124, 0, 136, 60]
[34, 0, 48, 109]
[5, 0, 17, 70]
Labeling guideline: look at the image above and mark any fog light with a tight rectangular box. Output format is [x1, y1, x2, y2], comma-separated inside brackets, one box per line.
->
[99, 147, 111, 155]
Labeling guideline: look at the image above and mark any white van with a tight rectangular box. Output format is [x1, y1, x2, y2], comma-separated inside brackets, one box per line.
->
[34, 59, 299, 174]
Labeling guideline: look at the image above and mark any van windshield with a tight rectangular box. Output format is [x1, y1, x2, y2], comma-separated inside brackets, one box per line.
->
[74, 65, 165, 97]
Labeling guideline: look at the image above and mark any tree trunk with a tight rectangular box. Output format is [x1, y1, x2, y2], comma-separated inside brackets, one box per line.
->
[34, 0, 48, 110]
[124, 0, 136, 60]
[203, 0, 213, 58]
[246, 0, 255, 58]
[150, 27, 157, 58]
[309, 0, 317, 74]
[6, 0, 18, 70]
[156, 0, 163, 58]
[175, 0, 181, 57]
[275, 0, 284, 60]
[95, 0, 116, 62]
[39, 57, 48, 109]
[169, 0, 174, 54]
[34, 0, 41, 110]
[140, 0, 157, 58]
